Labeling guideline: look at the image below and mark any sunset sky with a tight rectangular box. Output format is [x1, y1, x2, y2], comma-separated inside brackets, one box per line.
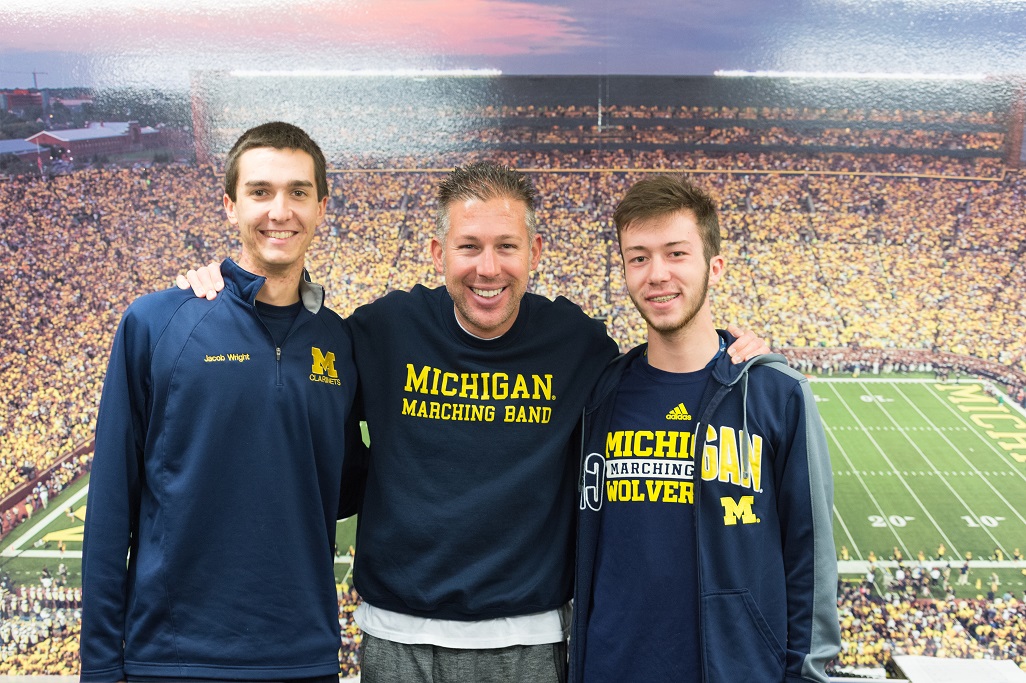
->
[1, 0, 1025, 89]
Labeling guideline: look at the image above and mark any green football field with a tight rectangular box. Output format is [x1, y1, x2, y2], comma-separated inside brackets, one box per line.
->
[820, 377, 1026, 593]
[3, 378, 1024, 596]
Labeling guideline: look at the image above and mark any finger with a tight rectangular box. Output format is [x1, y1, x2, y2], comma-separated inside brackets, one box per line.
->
[175, 274, 189, 290]
[207, 262, 225, 291]
[735, 338, 771, 363]
[185, 269, 207, 298]
[195, 267, 215, 293]
[724, 325, 770, 363]
[725, 326, 752, 359]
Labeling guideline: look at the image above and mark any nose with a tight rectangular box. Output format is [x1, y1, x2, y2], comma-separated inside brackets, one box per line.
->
[268, 192, 291, 222]
[648, 256, 670, 283]
[477, 246, 501, 278]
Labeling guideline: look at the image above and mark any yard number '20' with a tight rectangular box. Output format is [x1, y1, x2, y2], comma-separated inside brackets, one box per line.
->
[869, 515, 914, 527]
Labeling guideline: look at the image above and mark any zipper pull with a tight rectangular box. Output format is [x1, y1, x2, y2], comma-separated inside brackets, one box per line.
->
[276, 347, 281, 362]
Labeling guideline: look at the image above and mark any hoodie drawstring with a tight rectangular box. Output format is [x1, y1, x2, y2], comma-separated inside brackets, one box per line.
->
[740, 371, 751, 484]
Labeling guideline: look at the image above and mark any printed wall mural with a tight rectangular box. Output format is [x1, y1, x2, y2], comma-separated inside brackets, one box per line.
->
[2, 1, 1026, 678]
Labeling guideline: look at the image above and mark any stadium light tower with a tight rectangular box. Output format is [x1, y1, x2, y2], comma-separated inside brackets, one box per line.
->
[228, 68, 502, 78]
[714, 69, 987, 82]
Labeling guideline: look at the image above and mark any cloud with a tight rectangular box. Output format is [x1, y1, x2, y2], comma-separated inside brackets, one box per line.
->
[0, 0, 599, 57]
[765, 0, 1026, 76]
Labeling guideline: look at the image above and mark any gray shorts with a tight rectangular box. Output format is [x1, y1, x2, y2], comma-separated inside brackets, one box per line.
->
[359, 633, 567, 683]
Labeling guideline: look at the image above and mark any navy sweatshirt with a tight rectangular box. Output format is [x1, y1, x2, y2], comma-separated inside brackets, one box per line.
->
[347, 285, 618, 620]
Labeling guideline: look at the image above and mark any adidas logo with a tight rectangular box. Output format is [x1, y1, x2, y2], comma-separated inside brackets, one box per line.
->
[666, 403, 692, 420]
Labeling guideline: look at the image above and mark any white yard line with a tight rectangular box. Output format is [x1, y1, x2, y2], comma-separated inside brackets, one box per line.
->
[896, 383, 1026, 530]
[824, 419, 902, 556]
[864, 381, 1006, 553]
[826, 382, 959, 556]
[832, 502, 862, 559]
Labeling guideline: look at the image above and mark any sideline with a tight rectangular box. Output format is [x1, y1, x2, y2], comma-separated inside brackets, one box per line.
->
[0, 486, 355, 565]
[1, 486, 90, 558]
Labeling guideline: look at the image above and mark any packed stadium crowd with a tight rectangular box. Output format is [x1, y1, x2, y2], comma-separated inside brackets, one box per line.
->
[835, 581, 1026, 673]
[0, 571, 82, 677]
[480, 103, 1004, 127]
[0, 163, 227, 521]
[325, 145, 1008, 177]
[0, 571, 360, 678]
[3, 144, 1026, 518]
[474, 123, 1005, 153]
[2, 102, 1026, 676]
[6, 571, 1026, 677]
[440, 103, 1009, 154]
[199, 102, 1010, 173]
[337, 582, 361, 679]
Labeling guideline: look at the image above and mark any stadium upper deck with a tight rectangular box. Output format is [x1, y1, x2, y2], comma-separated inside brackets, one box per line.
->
[189, 73, 1018, 167]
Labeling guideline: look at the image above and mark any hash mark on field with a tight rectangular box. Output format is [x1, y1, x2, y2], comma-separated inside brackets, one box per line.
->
[823, 412, 905, 554]
[888, 383, 1014, 552]
[828, 383, 954, 556]
[922, 382, 1026, 527]
[826, 425, 966, 432]
[854, 470, 1017, 477]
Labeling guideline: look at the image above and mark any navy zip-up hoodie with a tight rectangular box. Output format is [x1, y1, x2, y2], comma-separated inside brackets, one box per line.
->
[571, 332, 840, 683]
[80, 259, 359, 682]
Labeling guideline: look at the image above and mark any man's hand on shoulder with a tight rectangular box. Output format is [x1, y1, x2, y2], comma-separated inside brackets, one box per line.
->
[175, 262, 224, 300]
[726, 324, 772, 363]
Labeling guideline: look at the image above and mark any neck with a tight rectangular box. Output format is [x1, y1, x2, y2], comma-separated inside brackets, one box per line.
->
[257, 272, 303, 305]
[645, 316, 719, 373]
[240, 259, 304, 306]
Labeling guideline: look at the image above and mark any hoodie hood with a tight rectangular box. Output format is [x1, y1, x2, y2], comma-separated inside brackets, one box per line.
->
[585, 329, 789, 413]
[582, 329, 790, 485]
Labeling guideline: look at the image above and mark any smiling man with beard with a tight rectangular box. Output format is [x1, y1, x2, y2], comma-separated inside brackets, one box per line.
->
[570, 175, 840, 683]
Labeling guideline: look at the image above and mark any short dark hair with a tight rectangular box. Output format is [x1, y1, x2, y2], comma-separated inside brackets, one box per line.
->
[435, 162, 538, 241]
[613, 175, 720, 261]
[223, 122, 328, 202]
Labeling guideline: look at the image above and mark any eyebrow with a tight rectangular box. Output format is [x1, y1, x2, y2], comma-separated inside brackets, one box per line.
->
[243, 179, 315, 189]
[624, 240, 691, 253]
[454, 232, 525, 242]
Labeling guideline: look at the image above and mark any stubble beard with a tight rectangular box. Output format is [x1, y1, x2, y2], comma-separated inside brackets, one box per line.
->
[448, 280, 522, 337]
[633, 269, 710, 337]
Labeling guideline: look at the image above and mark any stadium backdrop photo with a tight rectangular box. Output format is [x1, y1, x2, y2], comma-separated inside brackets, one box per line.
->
[2, 0, 1026, 679]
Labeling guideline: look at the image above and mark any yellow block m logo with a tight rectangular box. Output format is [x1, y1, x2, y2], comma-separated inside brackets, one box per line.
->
[720, 495, 759, 525]
[311, 347, 338, 378]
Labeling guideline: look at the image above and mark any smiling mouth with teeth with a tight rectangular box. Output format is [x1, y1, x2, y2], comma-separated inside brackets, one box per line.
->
[265, 231, 294, 239]
[650, 294, 678, 303]
[472, 287, 504, 299]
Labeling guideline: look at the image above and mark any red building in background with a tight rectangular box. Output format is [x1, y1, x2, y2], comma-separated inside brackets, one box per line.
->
[0, 89, 44, 113]
[26, 121, 162, 160]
